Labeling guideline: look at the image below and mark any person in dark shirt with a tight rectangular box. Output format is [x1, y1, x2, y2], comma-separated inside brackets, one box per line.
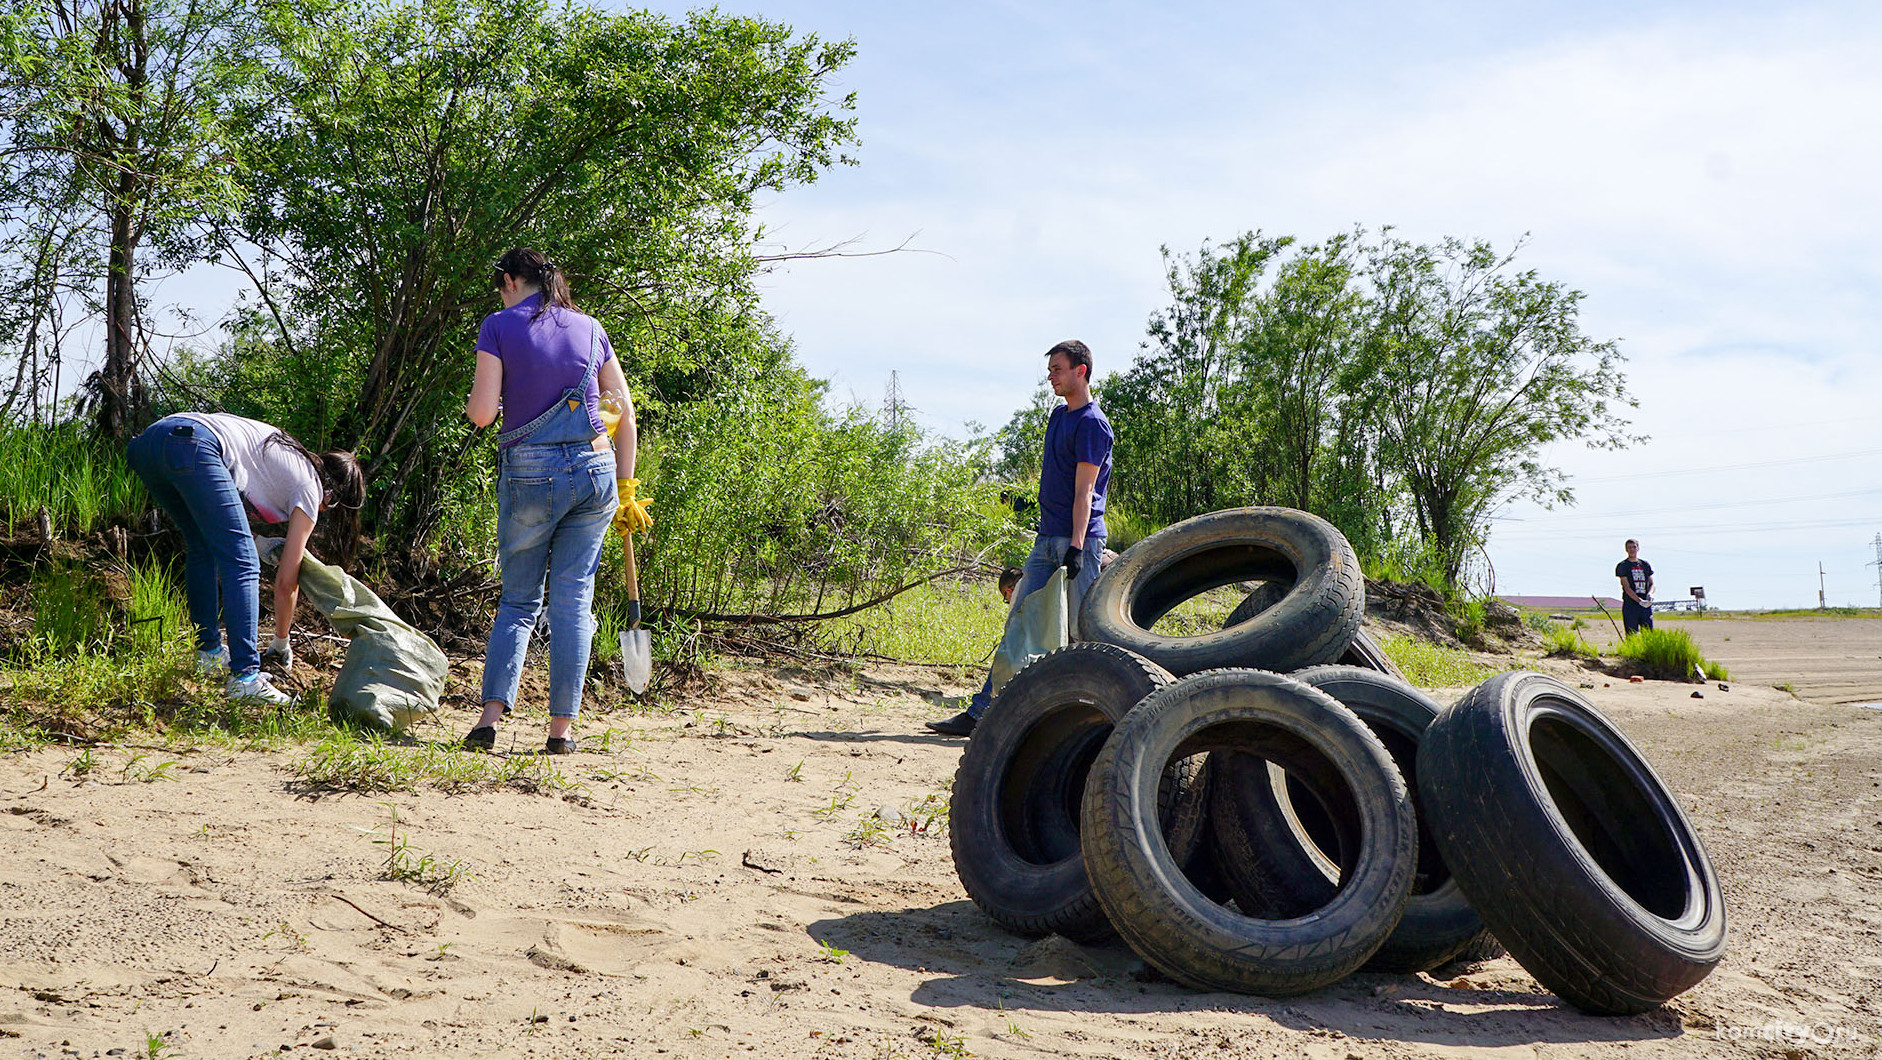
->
[1615, 538, 1655, 635]
[929, 340, 1114, 737]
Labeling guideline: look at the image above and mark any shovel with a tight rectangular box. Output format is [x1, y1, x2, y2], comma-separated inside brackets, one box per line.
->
[619, 534, 651, 694]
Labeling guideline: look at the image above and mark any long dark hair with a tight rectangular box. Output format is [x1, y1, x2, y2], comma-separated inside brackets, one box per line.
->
[265, 432, 365, 567]
[494, 247, 577, 321]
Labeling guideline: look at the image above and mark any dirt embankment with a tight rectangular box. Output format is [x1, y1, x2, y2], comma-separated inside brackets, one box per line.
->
[1, 619, 1880, 1058]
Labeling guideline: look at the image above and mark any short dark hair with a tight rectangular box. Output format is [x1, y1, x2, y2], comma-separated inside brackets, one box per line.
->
[1046, 339, 1092, 382]
[1625, 538, 1639, 549]
[997, 567, 1023, 593]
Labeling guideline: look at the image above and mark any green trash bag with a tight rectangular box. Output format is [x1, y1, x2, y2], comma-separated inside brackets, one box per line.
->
[293, 552, 448, 733]
[988, 568, 1070, 697]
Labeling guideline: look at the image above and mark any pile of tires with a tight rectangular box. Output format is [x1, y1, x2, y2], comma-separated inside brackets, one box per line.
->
[950, 507, 1726, 1012]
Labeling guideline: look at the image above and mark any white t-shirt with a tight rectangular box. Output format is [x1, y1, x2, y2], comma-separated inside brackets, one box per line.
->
[181, 413, 323, 525]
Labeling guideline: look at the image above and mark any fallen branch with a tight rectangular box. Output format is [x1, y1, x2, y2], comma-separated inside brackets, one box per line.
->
[659, 561, 994, 627]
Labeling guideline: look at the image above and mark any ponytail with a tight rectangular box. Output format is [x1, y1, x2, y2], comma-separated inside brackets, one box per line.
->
[493, 247, 577, 321]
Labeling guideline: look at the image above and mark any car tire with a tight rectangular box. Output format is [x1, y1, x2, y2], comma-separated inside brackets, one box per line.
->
[1081, 668, 1417, 995]
[949, 642, 1199, 941]
[1417, 671, 1727, 1014]
[1210, 665, 1492, 972]
[1083, 507, 1363, 676]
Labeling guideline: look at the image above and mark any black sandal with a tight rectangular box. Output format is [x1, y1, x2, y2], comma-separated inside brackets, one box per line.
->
[462, 726, 497, 751]
[544, 736, 576, 755]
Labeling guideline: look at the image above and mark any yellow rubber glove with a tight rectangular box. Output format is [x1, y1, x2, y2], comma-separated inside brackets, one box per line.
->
[612, 478, 654, 535]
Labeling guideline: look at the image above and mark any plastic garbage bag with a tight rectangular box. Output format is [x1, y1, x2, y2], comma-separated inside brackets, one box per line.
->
[292, 552, 448, 733]
[988, 568, 1069, 697]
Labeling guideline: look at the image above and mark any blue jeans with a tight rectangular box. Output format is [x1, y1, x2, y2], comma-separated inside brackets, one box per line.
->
[127, 415, 263, 678]
[480, 443, 616, 720]
[968, 534, 1105, 719]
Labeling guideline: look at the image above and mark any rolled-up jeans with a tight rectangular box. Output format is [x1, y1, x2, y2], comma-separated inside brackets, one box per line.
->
[968, 533, 1105, 719]
[480, 443, 616, 720]
[127, 415, 263, 679]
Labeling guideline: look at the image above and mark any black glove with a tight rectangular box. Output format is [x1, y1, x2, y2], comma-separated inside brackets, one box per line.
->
[1062, 545, 1083, 578]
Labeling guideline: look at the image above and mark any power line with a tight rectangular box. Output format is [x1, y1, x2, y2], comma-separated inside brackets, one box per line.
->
[1568, 446, 1882, 484]
[1493, 485, 1882, 524]
[1493, 514, 1882, 541]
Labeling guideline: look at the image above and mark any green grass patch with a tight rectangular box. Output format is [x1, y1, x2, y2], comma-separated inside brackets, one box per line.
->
[1615, 628, 1730, 682]
[1378, 634, 1496, 688]
[1148, 585, 1244, 637]
[0, 419, 143, 534]
[1542, 625, 1599, 660]
[817, 578, 1008, 665]
[289, 731, 583, 796]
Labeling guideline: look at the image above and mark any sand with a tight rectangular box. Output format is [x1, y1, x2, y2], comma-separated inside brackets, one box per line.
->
[1, 627, 1879, 1058]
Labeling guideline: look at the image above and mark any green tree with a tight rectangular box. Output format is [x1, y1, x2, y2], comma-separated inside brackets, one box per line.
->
[1102, 233, 1287, 525]
[989, 383, 1055, 487]
[1238, 231, 1368, 514]
[219, 0, 858, 541]
[0, 0, 246, 436]
[1356, 234, 1636, 585]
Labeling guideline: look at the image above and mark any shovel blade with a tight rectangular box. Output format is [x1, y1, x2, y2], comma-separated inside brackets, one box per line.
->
[619, 629, 651, 694]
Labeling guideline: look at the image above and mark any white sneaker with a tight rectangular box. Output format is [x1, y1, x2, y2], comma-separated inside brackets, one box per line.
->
[227, 671, 292, 707]
[195, 646, 229, 676]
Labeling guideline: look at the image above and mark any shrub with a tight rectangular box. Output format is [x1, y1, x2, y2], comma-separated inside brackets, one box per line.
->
[1615, 628, 1730, 682]
[630, 369, 1011, 625]
[1543, 626, 1598, 659]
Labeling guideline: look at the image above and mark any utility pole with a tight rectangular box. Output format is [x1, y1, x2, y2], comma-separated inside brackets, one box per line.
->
[1820, 562, 1827, 609]
[1869, 534, 1882, 608]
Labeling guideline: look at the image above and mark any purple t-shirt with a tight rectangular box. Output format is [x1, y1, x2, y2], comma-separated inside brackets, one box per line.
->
[475, 293, 615, 444]
[1037, 400, 1113, 539]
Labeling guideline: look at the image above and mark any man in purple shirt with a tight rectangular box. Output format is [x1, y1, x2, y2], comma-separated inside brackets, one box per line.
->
[929, 340, 1113, 737]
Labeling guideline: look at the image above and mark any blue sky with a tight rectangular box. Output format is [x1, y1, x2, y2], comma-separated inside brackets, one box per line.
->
[611, 0, 1882, 609]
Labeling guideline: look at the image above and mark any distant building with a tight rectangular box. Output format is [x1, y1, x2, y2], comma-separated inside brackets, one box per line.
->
[1499, 595, 1623, 612]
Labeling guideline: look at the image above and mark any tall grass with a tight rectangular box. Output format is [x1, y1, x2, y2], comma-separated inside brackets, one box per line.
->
[1543, 625, 1599, 659]
[30, 562, 117, 652]
[1378, 633, 1496, 689]
[1617, 628, 1730, 681]
[817, 578, 1007, 665]
[0, 420, 143, 534]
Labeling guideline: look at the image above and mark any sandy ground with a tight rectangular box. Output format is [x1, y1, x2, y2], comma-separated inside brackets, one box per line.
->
[1581, 614, 1882, 706]
[2, 627, 1880, 1059]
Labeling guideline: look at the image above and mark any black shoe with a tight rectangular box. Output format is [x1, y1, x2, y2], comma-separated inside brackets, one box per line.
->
[926, 711, 976, 737]
[544, 737, 576, 755]
[462, 726, 496, 751]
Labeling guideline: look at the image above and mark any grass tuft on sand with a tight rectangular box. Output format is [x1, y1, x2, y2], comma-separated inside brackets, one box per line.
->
[1617, 628, 1730, 682]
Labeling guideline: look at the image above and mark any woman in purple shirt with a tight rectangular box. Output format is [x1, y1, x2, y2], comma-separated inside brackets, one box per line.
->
[463, 248, 653, 754]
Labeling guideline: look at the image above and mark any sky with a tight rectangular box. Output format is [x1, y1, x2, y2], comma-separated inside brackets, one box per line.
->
[617, 0, 1882, 610]
[127, 0, 1882, 609]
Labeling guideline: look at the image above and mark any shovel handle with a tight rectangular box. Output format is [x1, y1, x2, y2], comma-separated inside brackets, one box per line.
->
[622, 532, 642, 629]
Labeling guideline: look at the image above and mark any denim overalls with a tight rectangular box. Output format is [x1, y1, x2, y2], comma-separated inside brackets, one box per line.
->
[479, 320, 618, 720]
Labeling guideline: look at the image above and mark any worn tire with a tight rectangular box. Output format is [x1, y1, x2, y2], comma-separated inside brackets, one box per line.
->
[950, 642, 1202, 941]
[1225, 588, 1405, 681]
[1418, 671, 1727, 1014]
[1081, 669, 1417, 995]
[1211, 666, 1491, 972]
[1083, 507, 1362, 676]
